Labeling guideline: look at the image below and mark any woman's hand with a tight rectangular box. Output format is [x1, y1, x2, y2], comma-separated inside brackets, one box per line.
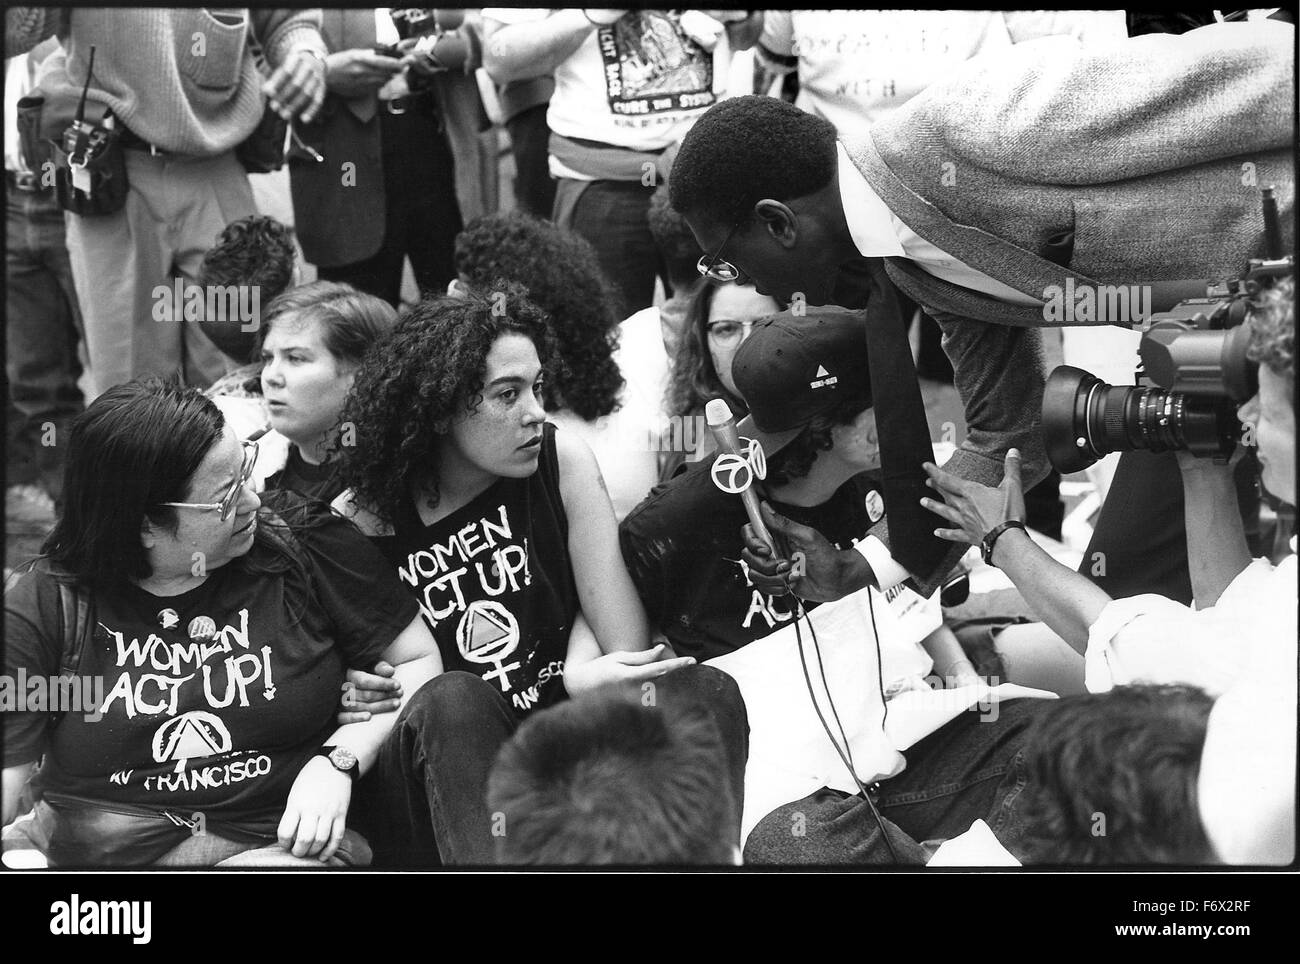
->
[564, 644, 696, 698]
[278, 755, 352, 861]
[338, 660, 402, 724]
[921, 449, 1026, 546]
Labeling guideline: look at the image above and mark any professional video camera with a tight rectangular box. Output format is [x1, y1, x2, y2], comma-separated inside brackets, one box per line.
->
[1042, 187, 1294, 474]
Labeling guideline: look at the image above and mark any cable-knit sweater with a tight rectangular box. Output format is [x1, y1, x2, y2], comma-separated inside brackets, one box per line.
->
[5, 7, 324, 156]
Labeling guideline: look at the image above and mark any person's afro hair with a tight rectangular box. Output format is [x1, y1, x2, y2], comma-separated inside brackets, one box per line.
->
[669, 95, 838, 228]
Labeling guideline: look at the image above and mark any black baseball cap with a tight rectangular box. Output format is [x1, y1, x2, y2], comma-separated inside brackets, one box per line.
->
[732, 305, 874, 455]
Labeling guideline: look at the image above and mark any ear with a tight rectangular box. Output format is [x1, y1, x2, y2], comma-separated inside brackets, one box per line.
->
[753, 199, 799, 248]
[140, 516, 158, 550]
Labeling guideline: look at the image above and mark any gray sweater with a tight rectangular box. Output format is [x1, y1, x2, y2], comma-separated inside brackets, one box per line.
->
[5, 7, 325, 156]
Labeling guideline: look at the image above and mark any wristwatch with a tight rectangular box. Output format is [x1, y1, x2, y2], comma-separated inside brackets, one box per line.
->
[317, 744, 359, 780]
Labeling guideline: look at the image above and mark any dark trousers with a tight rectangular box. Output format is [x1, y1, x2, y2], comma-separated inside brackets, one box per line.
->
[5, 183, 84, 499]
[505, 103, 555, 219]
[744, 698, 1042, 864]
[1081, 449, 1261, 604]
[352, 664, 749, 866]
[554, 178, 665, 319]
[319, 100, 462, 308]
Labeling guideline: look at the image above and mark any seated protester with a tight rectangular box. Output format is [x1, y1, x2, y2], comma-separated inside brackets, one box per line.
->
[661, 280, 779, 480]
[620, 304, 1036, 863]
[331, 287, 747, 864]
[258, 282, 399, 504]
[922, 278, 1296, 864]
[198, 215, 300, 384]
[1, 379, 442, 867]
[486, 689, 741, 865]
[1018, 685, 1218, 864]
[452, 212, 654, 521]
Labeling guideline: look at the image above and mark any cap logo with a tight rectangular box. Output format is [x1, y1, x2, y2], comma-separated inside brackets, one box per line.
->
[810, 363, 838, 390]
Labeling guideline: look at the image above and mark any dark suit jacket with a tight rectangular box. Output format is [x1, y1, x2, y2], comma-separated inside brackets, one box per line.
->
[289, 9, 489, 268]
[846, 20, 1295, 594]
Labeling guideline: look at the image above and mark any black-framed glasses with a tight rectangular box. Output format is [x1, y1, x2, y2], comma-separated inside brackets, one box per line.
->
[696, 220, 743, 283]
[161, 440, 260, 522]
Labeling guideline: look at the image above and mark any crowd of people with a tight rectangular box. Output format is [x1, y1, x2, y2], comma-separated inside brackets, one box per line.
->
[2, 8, 1296, 868]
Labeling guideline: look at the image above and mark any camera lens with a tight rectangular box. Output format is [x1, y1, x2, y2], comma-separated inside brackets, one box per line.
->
[1042, 366, 1239, 473]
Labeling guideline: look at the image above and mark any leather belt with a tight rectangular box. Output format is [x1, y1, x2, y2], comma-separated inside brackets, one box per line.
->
[118, 127, 169, 156]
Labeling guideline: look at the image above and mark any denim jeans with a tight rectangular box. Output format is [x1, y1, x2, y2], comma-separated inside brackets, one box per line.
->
[743, 698, 1042, 864]
[351, 664, 750, 867]
[5, 183, 84, 497]
[553, 177, 667, 319]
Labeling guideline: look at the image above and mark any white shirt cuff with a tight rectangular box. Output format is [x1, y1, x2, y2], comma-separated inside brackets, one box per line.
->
[853, 536, 911, 592]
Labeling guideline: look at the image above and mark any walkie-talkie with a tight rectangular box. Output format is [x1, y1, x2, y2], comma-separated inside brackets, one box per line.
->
[52, 44, 128, 216]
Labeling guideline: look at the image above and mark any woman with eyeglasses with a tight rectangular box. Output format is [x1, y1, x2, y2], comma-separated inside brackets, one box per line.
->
[661, 281, 780, 479]
[1, 378, 444, 867]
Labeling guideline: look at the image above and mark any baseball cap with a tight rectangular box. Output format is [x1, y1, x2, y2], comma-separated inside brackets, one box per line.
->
[731, 305, 874, 456]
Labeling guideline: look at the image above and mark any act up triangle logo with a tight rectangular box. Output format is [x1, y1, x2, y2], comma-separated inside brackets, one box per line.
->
[816, 365, 829, 377]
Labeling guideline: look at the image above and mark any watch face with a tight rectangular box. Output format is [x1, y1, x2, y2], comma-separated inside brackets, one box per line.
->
[329, 746, 358, 771]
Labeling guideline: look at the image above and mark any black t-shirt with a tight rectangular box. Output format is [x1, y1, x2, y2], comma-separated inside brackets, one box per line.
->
[368, 423, 578, 719]
[3, 507, 418, 834]
[620, 455, 884, 662]
[265, 445, 347, 506]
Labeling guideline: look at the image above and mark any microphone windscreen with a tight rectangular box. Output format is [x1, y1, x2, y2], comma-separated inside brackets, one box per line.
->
[705, 398, 733, 427]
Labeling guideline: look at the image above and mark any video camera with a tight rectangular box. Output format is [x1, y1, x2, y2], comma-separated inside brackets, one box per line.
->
[1042, 187, 1294, 474]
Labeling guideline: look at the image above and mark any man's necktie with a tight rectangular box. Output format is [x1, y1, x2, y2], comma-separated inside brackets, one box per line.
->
[834, 257, 950, 583]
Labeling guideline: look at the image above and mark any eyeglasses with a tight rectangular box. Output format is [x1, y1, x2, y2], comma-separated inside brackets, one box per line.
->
[696, 220, 743, 283]
[706, 318, 758, 346]
[161, 440, 260, 522]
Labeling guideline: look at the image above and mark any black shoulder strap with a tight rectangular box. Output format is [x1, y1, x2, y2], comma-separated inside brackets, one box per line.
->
[56, 577, 95, 680]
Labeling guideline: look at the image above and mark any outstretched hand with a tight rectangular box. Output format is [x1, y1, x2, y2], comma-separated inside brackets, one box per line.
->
[921, 448, 1026, 546]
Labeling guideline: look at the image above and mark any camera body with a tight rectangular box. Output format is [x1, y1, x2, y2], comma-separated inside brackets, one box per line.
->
[387, 8, 478, 87]
[1042, 189, 1293, 474]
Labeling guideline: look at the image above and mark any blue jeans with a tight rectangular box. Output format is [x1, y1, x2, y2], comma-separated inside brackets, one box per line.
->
[351, 665, 750, 866]
[553, 177, 666, 319]
[5, 183, 83, 497]
[744, 698, 1041, 864]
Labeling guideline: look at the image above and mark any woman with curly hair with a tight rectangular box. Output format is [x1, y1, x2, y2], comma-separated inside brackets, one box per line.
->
[661, 280, 779, 480]
[329, 286, 698, 864]
[453, 212, 663, 519]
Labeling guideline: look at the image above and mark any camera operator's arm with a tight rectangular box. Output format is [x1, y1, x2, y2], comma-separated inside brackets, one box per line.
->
[923, 450, 1110, 651]
[1177, 449, 1252, 609]
[483, 10, 604, 85]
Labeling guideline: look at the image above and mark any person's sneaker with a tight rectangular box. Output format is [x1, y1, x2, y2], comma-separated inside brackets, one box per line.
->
[6, 484, 56, 535]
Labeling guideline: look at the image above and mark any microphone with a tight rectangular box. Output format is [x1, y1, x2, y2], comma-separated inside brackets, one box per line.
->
[706, 398, 777, 554]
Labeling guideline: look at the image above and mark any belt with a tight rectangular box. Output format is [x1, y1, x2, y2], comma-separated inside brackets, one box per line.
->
[118, 127, 169, 156]
[381, 88, 437, 116]
[6, 170, 43, 192]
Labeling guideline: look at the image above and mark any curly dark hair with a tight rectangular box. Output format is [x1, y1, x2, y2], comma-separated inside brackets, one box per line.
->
[198, 215, 298, 363]
[765, 389, 873, 486]
[337, 284, 554, 525]
[669, 95, 838, 228]
[1247, 273, 1295, 391]
[665, 283, 747, 421]
[1018, 684, 1216, 865]
[454, 212, 623, 422]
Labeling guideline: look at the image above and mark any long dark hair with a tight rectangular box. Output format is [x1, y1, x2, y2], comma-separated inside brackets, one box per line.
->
[454, 212, 623, 421]
[665, 282, 747, 420]
[337, 284, 555, 524]
[42, 378, 301, 590]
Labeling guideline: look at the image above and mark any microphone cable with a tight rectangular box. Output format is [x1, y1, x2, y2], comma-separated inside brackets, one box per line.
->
[790, 589, 900, 863]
